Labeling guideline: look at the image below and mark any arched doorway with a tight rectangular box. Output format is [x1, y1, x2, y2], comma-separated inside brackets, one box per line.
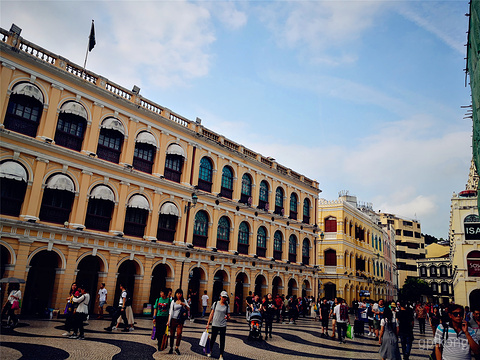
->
[302, 280, 310, 298]
[255, 274, 266, 297]
[1, 245, 11, 307]
[272, 276, 282, 296]
[23, 250, 60, 316]
[149, 264, 168, 305]
[114, 260, 138, 307]
[288, 278, 297, 297]
[235, 272, 247, 314]
[213, 270, 227, 302]
[324, 282, 336, 300]
[188, 267, 203, 317]
[470, 289, 480, 311]
[76, 255, 101, 314]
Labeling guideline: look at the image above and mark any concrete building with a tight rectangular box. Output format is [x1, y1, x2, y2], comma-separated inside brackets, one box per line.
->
[0, 24, 321, 316]
[317, 192, 397, 303]
[450, 160, 480, 310]
[417, 243, 453, 304]
[379, 213, 426, 288]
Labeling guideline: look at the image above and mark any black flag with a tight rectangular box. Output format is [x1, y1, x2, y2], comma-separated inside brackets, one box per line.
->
[88, 20, 96, 52]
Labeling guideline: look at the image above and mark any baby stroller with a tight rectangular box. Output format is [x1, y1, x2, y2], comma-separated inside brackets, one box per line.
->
[248, 311, 263, 340]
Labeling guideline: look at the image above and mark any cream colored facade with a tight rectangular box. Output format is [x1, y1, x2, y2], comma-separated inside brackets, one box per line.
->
[450, 160, 480, 309]
[317, 193, 397, 303]
[379, 213, 426, 287]
[0, 25, 321, 315]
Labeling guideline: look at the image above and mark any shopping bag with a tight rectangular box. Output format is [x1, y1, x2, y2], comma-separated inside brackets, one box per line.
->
[160, 326, 169, 351]
[11, 300, 19, 310]
[346, 324, 355, 339]
[151, 325, 156, 340]
[199, 330, 209, 347]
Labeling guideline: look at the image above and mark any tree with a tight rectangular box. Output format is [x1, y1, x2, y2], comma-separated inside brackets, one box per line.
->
[399, 277, 432, 302]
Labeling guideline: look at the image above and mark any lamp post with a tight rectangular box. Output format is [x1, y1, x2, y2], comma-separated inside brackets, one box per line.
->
[179, 193, 198, 290]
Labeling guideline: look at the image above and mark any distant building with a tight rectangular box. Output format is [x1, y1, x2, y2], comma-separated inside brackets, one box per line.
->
[379, 213, 426, 288]
[417, 243, 453, 304]
[317, 192, 397, 303]
[450, 160, 480, 310]
[0, 24, 320, 315]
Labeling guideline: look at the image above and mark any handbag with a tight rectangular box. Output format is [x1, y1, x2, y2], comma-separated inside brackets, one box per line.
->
[177, 305, 188, 324]
[160, 325, 169, 351]
[199, 330, 209, 347]
[151, 325, 156, 340]
[11, 300, 19, 310]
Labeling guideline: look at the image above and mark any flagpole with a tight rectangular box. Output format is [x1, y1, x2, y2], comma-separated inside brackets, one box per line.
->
[83, 20, 95, 75]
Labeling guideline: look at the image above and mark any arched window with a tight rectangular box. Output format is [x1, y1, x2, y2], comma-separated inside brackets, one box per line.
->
[97, 118, 125, 164]
[376, 262, 380, 276]
[193, 210, 209, 248]
[220, 166, 233, 199]
[4, 82, 44, 137]
[133, 131, 157, 174]
[303, 198, 310, 224]
[273, 231, 283, 260]
[325, 216, 337, 233]
[240, 173, 252, 205]
[123, 194, 150, 238]
[464, 214, 480, 223]
[275, 187, 284, 215]
[324, 249, 337, 266]
[431, 282, 438, 293]
[289, 193, 298, 220]
[39, 174, 75, 224]
[420, 266, 427, 276]
[288, 235, 297, 263]
[216, 216, 230, 251]
[441, 282, 449, 294]
[258, 180, 269, 211]
[85, 185, 115, 232]
[467, 250, 480, 277]
[302, 238, 310, 265]
[0, 161, 28, 216]
[440, 265, 448, 277]
[54, 101, 87, 151]
[256, 226, 267, 257]
[157, 202, 179, 243]
[238, 221, 249, 255]
[430, 265, 437, 277]
[198, 157, 213, 192]
[164, 144, 185, 183]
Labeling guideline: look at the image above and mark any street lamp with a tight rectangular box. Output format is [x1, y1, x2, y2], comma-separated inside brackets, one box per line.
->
[185, 193, 198, 212]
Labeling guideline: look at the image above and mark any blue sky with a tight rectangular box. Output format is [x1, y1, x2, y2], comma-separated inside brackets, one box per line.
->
[1, 0, 472, 238]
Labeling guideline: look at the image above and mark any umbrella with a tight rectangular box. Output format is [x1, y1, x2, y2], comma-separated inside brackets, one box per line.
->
[0, 277, 26, 284]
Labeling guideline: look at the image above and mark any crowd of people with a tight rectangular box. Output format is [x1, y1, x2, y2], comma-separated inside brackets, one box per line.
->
[2, 283, 480, 360]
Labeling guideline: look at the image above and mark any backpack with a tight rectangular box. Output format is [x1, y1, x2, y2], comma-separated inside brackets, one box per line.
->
[340, 304, 348, 321]
[367, 306, 374, 318]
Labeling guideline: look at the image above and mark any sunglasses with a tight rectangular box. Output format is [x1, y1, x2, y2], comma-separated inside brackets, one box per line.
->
[451, 312, 464, 317]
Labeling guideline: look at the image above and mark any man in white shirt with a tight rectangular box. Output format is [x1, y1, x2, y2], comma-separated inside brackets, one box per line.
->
[202, 290, 209, 317]
[333, 298, 350, 344]
[97, 283, 107, 319]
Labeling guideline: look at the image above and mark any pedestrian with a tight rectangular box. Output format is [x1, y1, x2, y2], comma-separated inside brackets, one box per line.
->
[96, 283, 107, 319]
[428, 307, 441, 336]
[320, 298, 331, 337]
[415, 302, 427, 335]
[245, 291, 253, 322]
[250, 293, 263, 313]
[289, 295, 298, 324]
[206, 290, 230, 360]
[71, 284, 90, 340]
[433, 304, 480, 360]
[104, 284, 129, 331]
[2, 283, 21, 328]
[283, 295, 289, 323]
[152, 288, 172, 352]
[62, 282, 77, 336]
[374, 299, 385, 340]
[378, 306, 401, 360]
[396, 300, 414, 360]
[202, 290, 209, 317]
[263, 293, 276, 340]
[330, 297, 338, 339]
[334, 298, 349, 344]
[167, 288, 190, 355]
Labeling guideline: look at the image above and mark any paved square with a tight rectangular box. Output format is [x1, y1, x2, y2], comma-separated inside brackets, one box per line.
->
[1, 316, 431, 359]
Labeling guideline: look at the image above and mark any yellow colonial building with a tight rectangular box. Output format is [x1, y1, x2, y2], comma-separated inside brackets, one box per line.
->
[0, 25, 321, 316]
[317, 192, 396, 303]
[450, 160, 480, 310]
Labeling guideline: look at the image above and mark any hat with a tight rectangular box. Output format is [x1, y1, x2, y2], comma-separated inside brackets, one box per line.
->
[220, 291, 228, 298]
[390, 302, 396, 308]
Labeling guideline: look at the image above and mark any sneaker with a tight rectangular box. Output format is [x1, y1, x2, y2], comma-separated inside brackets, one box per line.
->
[112, 326, 118, 331]
[168, 348, 173, 354]
[289, 321, 294, 324]
[77, 335, 85, 340]
[339, 341, 343, 344]
[219, 356, 223, 360]
[367, 331, 371, 336]
[62, 332, 71, 336]
[69, 334, 78, 339]
[175, 348, 180, 355]
[206, 353, 211, 358]
[129, 327, 134, 331]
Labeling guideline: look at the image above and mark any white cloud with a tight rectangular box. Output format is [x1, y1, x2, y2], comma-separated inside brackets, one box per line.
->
[209, 1, 248, 30]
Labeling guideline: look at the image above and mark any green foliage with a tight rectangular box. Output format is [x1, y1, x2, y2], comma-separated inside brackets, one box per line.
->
[399, 277, 432, 302]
